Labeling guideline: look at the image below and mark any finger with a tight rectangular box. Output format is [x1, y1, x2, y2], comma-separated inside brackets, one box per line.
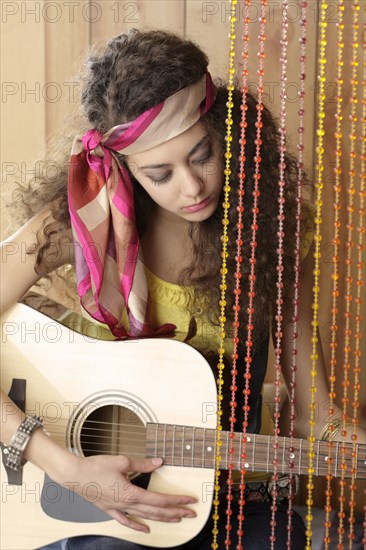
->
[132, 486, 197, 508]
[122, 456, 163, 473]
[108, 509, 150, 533]
[114, 458, 197, 506]
[121, 484, 197, 508]
[123, 503, 196, 523]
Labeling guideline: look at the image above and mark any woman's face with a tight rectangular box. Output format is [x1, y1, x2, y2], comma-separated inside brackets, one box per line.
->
[126, 121, 223, 224]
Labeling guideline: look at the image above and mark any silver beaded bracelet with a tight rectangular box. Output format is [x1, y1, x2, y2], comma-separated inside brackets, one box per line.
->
[5, 415, 43, 471]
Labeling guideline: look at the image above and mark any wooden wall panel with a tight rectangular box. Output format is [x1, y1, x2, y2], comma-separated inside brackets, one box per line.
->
[44, 1, 90, 139]
[186, 0, 231, 78]
[90, 0, 185, 44]
[235, 1, 317, 174]
[187, 1, 317, 170]
[1, 3, 46, 236]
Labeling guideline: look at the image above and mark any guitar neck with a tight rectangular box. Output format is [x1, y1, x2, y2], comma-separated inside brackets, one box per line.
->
[146, 423, 366, 480]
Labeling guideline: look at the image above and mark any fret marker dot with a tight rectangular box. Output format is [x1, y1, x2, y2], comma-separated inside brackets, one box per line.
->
[325, 456, 329, 462]
[246, 437, 251, 443]
[244, 462, 249, 469]
[290, 452, 295, 459]
[185, 445, 191, 451]
[207, 446, 212, 452]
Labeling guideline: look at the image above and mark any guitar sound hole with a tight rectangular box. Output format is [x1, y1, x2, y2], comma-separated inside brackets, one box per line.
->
[80, 404, 146, 461]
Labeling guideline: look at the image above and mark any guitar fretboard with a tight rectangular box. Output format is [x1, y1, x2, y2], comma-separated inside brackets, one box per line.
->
[145, 423, 366, 479]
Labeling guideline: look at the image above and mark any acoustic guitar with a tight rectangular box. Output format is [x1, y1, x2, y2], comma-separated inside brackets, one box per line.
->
[1, 303, 365, 549]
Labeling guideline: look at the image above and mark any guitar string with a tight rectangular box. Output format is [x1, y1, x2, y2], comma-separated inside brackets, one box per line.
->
[33, 417, 366, 455]
[28, 418, 365, 475]
[36, 419, 366, 451]
[48, 434, 366, 464]
[43, 440, 366, 463]
[34, 423, 366, 458]
[28, 442, 362, 477]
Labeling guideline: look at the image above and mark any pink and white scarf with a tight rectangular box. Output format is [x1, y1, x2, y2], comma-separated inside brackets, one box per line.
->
[68, 73, 217, 338]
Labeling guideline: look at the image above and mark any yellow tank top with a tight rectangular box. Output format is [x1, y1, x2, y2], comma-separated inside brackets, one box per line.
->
[59, 208, 314, 482]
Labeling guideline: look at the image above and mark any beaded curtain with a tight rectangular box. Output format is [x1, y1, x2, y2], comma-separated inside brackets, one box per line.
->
[215, 1, 365, 548]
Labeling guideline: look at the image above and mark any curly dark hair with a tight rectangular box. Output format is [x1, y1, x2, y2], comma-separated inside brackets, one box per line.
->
[11, 28, 313, 348]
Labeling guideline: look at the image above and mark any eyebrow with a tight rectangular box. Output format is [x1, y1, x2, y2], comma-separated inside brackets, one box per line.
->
[139, 134, 210, 170]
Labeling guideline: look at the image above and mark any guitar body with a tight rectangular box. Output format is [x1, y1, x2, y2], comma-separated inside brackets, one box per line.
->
[1, 303, 217, 549]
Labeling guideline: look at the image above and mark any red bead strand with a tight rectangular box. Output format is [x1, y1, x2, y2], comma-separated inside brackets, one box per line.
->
[286, 3, 308, 549]
[337, 3, 361, 547]
[270, 2, 289, 547]
[346, 2, 365, 547]
[236, 2, 267, 548]
[224, 2, 251, 547]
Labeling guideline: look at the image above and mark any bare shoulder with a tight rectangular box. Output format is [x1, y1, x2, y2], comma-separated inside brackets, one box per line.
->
[1, 209, 74, 311]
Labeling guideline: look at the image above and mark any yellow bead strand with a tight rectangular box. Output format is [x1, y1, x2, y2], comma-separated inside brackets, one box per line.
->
[306, 2, 328, 548]
[211, 1, 237, 547]
[360, 10, 366, 548]
[324, 2, 344, 547]
[338, 2, 362, 547]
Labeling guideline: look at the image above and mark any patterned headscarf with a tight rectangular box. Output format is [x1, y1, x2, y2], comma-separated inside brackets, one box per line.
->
[68, 73, 217, 338]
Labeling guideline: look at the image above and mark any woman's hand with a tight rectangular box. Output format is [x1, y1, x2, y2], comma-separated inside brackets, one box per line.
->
[49, 452, 197, 533]
[322, 412, 366, 446]
[22, 427, 197, 533]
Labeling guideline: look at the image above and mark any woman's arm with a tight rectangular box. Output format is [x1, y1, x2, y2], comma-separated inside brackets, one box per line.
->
[0, 209, 73, 311]
[280, 246, 329, 439]
[1, 211, 196, 531]
[280, 246, 365, 443]
[1, 390, 196, 531]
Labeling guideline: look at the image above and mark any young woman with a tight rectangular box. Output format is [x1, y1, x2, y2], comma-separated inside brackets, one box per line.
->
[1, 29, 362, 550]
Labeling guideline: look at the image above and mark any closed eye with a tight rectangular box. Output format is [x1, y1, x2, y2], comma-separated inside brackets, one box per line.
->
[193, 154, 212, 165]
[149, 172, 172, 185]
[192, 149, 213, 165]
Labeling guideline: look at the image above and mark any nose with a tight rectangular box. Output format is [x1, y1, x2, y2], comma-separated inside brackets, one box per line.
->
[180, 166, 203, 198]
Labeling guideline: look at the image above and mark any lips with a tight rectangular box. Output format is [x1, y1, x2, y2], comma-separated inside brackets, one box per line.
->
[183, 196, 212, 213]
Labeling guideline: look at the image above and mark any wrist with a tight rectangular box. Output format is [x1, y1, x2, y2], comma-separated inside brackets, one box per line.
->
[320, 418, 366, 444]
[24, 428, 81, 484]
[5, 415, 43, 471]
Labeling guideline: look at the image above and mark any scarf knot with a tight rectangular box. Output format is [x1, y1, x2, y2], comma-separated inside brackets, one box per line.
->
[82, 129, 112, 180]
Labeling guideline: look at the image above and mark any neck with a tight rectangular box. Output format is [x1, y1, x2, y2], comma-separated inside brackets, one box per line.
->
[141, 211, 193, 283]
[153, 206, 192, 233]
